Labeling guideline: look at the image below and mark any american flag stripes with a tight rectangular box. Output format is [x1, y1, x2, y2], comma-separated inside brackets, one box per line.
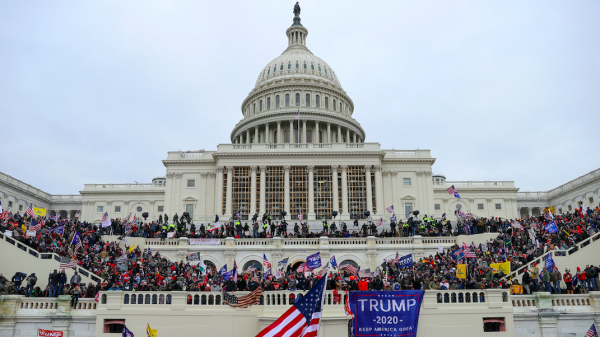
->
[101, 212, 110, 227]
[446, 185, 457, 195]
[74, 210, 80, 218]
[462, 243, 476, 258]
[59, 256, 78, 269]
[246, 265, 257, 273]
[339, 263, 359, 276]
[297, 263, 308, 273]
[256, 276, 326, 337]
[252, 274, 259, 283]
[223, 288, 262, 308]
[586, 323, 598, 337]
[385, 205, 394, 214]
[316, 263, 329, 277]
[30, 220, 43, 232]
[26, 203, 35, 218]
[262, 254, 271, 269]
[72, 233, 82, 252]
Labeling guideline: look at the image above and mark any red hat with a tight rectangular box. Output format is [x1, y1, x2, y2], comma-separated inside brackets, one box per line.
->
[577, 267, 581, 271]
[532, 263, 536, 266]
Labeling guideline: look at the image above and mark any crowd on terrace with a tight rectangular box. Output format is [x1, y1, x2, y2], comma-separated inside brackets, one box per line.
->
[1, 205, 599, 298]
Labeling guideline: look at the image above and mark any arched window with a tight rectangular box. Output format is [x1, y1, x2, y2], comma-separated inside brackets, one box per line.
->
[306, 94, 310, 107]
[340, 102, 342, 112]
[325, 68, 328, 75]
[306, 129, 312, 143]
[273, 66, 276, 73]
[340, 260, 359, 268]
[311, 64, 314, 70]
[243, 260, 263, 272]
[325, 97, 329, 109]
[267, 97, 271, 110]
[296, 62, 299, 69]
[285, 94, 290, 107]
[318, 65, 321, 72]
[295, 93, 300, 107]
[253, 103, 256, 114]
[280, 64, 283, 70]
[303, 62, 307, 69]
[267, 69, 270, 75]
[319, 130, 323, 143]
[333, 99, 336, 111]
[276, 95, 280, 108]
[284, 129, 290, 143]
[274, 131, 278, 143]
[316, 95, 320, 107]
[288, 62, 291, 69]
[259, 100, 263, 112]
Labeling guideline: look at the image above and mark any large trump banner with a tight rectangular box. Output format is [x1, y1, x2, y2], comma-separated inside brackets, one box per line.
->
[349, 290, 424, 337]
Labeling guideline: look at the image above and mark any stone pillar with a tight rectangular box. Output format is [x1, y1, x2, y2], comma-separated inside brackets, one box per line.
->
[216, 167, 224, 216]
[284, 165, 290, 215]
[327, 123, 331, 143]
[290, 120, 295, 144]
[353, 133, 357, 143]
[337, 125, 342, 143]
[302, 120, 307, 143]
[250, 166, 257, 214]
[308, 165, 315, 220]
[528, 208, 532, 218]
[246, 129, 251, 144]
[391, 171, 398, 218]
[346, 129, 350, 144]
[254, 126, 259, 144]
[315, 121, 320, 143]
[332, 165, 339, 213]
[226, 166, 233, 217]
[365, 165, 373, 214]
[265, 123, 270, 143]
[341, 165, 349, 217]
[259, 166, 266, 214]
[374, 165, 384, 216]
[277, 121, 282, 143]
[200, 173, 207, 220]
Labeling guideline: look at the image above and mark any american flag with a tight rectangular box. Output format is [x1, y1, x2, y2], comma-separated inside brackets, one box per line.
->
[252, 274, 259, 283]
[124, 223, 133, 236]
[295, 108, 300, 120]
[26, 203, 35, 218]
[223, 288, 262, 308]
[72, 233, 82, 252]
[376, 218, 383, 226]
[317, 263, 329, 277]
[339, 264, 359, 276]
[59, 256, 78, 269]
[30, 220, 43, 232]
[446, 185, 457, 195]
[122, 213, 131, 223]
[262, 254, 271, 269]
[393, 252, 400, 264]
[297, 263, 308, 273]
[385, 205, 394, 214]
[246, 265, 257, 273]
[586, 323, 597, 337]
[462, 243, 476, 258]
[74, 210, 80, 218]
[51, 213, 61, 221]
[256, 276, 326, 337]
[298, 209, 303, 221]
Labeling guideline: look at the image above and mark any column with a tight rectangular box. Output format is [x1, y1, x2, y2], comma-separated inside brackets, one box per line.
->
[528, 208, 532, 218]
[374, 165, 384, 216]
[315, 121, 320, 143]
[216, 167, 224, 215]
[346, 129, 350, 144]
[250, 166, 257, 214]
[277, 121, 282, 143]
[246, 129, 251, 144]
[259, 166, 266, 214]
[353, 133, 357, 143]
[265, 123, 270, 143]
[199, 173, 207, 220]
[365, 165, 373, 214]
[302, 120, 307, 144]
[391, 172, 398, 218]
[290, 120, 295, 143]
[341, 165, 349, 216]
[284, 165, 290, 215]
[308, 165, 315, 219]
[254, 126, 259, 144]
[337, 125, 342, 143]
[332, 165, 339, 213]
[226, 166, 233, 217]
[327, 123, 331, 143]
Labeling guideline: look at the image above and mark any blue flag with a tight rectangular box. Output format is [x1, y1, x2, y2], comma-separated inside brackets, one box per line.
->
[330, 255, 338, 269]
[307, 252, 322, 270]
[221, 270, 234, 282]
[442, 213, 446, 221]
[390, 214, 396, 222]
[397, 254, 414, 268]
[545, 221, 559, 234]
[278, 257, 289, 267]
[50, 225, 64, 235]
[451, 249, 464, 260]
[122, 326, 134, 337]
[349, 290, 424, 337]
[545, 254, 555, 270]
[219, 264, 227, 277]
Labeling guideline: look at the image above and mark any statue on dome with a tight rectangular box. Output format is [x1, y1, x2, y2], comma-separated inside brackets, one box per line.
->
[293, 2, 301, 16]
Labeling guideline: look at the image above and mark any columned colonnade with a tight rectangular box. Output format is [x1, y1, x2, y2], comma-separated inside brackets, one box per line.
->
[233, 120, 362, 145]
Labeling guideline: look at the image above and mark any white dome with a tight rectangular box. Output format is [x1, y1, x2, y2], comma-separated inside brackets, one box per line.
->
[254, 47, 342, 89]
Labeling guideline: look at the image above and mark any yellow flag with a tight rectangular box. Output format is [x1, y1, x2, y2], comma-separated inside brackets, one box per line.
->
[548, 205, 555, 214]
[456, 264, 467, 279]
[490, 261, 510, 274]
[33, 207, 46, 217]
[147, 324, 157, 337]
[129, 245, 136, 254]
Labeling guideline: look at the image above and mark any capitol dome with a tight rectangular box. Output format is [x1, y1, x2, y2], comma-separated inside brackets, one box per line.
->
[231, 12, 364, 145]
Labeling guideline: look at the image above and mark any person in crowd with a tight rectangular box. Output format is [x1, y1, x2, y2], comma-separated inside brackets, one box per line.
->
[25, 273, 37, 297]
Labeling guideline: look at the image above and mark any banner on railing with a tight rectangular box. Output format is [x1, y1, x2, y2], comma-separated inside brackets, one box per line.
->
[167, 232, 174, 238]
[38, 329, 63, 337]
[349, 290, 424, 337]
[190, 238, 221, 245]
[4, 231, 12, 237]
[26, 230, 36, 237]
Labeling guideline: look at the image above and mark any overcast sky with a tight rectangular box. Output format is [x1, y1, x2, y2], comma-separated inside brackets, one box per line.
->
[1, 1, 599, 195]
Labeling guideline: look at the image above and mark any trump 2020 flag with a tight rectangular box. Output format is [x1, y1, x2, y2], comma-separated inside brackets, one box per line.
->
[545, 254, 555, 270]
[307, 252, 322, 270]
[397, 254, 414, 268]
[350, 290, 424, 337]
[545, 221, 559, 234]
[330, 255, 338, 269]
[122, 326, 134, 337]
[390, 214, 397, 222]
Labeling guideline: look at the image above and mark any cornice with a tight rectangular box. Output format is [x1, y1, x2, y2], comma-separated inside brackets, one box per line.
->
[245, 80, 352, 109]
[162, 159, 216, 167]
[79, 190, 166, 195]
[212, 151, 384, 158]
[382, 158, 436, 164]
[0, 180, 51, 203]
[433, 188, 520, 193]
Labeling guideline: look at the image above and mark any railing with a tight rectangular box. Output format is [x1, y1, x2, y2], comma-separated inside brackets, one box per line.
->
[328, 238, 367, 245]
[17, 297, 97, 311]
[509, 232, 600, 279]
[0, 172, 52, 200]
[233, 145, 252, 149]
[512, 294, 593, 308]
[375, 238, 413, 245]
[394, 151, 416, 155]
[88, 183, 165, 189]
[51, 195, 82, 202]
[289, 144, 308, 149]
[313, 144, 332, 148]
[234, 239, 273, 246]
[518, 168, 600, 199]
[145, 239, 180, 246]
[422, 238, 456, 244]
[283, 238, 320, 246]
[435, 181, 509, 187]
[434, 290, 505, 304]
[346, 144, 364, 148]
[0, 233, 102, 283]
[265, 144, 285, 149]
[516, 192, 550, 200]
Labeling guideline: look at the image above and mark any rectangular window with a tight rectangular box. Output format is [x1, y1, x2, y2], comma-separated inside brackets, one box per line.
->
[325, 97, 329, 109]
[285, 94, 290, 107]
[404, 203, 413, 219]
[589, 197, 594, 204]
[403, 178, 411, 186]
[266, 166, 285, 220]
[158, 206, 164, 212]
[187, 179, 195, 187]
[434, 204, 440, 210]
[115, 206, 121, 212]
[186, 204, 194, 219]
[97, 206, 103, 212]
[314, 166, 333, 220]
[19, 205, 23, 211]
[567, 205, 572, 211]
[276, 95, 280, 108]
[483, 317, 505, 332]
[290, 166, 308, 220]
[8, 201, 13, 208]
[347, 166, 367, 219]
[104, 320, 125, 334]
[558, 208, 562, 214]
[232, 167, 251, 219]
[478, 204, 484, 210]
[495, 204, 501, 210]
[295, 93, 300, 107]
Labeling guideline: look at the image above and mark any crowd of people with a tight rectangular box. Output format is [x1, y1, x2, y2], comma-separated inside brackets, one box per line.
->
[1, 205, 598, 298]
